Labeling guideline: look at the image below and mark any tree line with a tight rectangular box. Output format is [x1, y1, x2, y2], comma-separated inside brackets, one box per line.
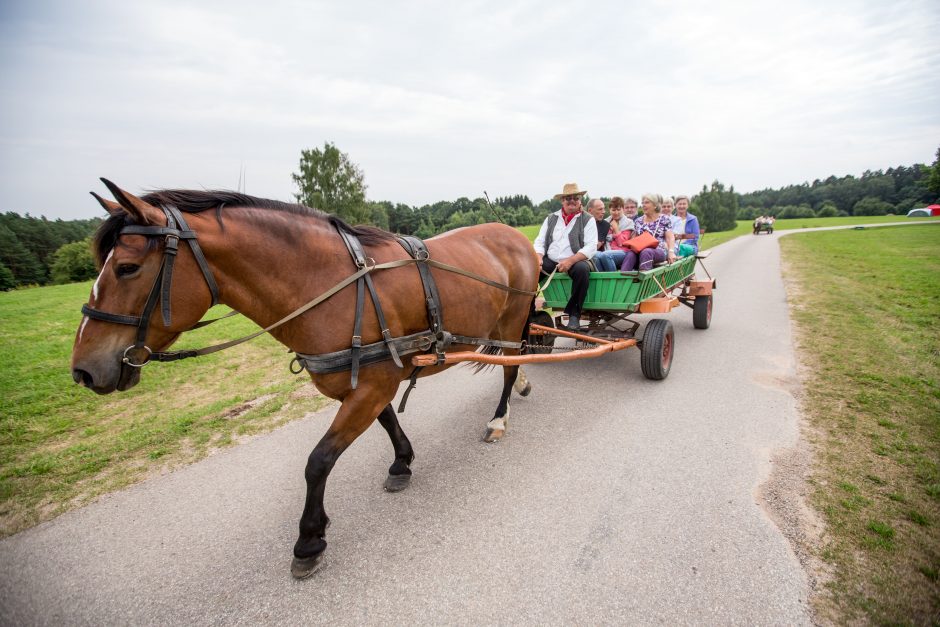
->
[0, 213, 101, 290]
[295, 142, 940, 238]
[2, 144, 938, 289]
[736, 153, 938, 220]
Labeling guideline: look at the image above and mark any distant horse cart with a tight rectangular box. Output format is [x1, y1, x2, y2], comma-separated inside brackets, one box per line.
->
[753, 219, 774, 234]
[71, 181, 714, 578]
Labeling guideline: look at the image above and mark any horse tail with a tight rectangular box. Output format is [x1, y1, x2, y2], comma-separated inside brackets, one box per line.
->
[466, 294, 537, 374]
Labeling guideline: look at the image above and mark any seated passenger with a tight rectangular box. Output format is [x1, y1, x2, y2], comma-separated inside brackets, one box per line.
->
[620, 193, 676, 271]
[587, 198, 610, 255]
[673, 194, 700, 254]
[661, 196, 681, 232]
[593, 196, 634, 271]
[624, 197, 639, 220]
[533, 182, 598, 330]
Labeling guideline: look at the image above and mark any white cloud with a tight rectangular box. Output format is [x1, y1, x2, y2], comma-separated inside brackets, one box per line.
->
[0, 0, 937, 217]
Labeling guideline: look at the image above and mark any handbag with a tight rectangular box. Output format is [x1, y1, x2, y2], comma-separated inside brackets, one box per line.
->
[625, 231, 658, 253]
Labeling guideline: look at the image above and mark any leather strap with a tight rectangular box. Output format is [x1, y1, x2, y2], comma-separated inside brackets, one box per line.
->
[158, 207, 179, 327]
[81, 304, 141, 326]
[337, 227, 403, 388]
[165, 205, 219, 308]
[398, 236, 449, 364]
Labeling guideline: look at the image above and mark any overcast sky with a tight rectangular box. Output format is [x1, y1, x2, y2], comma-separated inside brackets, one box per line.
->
[1, 0, 938, 220]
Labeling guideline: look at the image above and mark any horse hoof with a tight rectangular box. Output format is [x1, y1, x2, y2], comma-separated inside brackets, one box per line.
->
[518, 383, 532, 397]
[291, 553, 324, 579]
[384, 473, 411, 492]
[483, 428, 504, 443]
[483, 416, 507, 443]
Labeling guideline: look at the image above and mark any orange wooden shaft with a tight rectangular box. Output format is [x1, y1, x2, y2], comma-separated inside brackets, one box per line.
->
[411, 338, 637, 367]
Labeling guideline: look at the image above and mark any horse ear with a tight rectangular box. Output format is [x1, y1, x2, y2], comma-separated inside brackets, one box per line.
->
[100, 178, 164, 225]
[89, 191, 124, 216]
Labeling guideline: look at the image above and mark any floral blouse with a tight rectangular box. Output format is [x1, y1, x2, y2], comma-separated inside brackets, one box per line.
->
[633, 214, 674, 251]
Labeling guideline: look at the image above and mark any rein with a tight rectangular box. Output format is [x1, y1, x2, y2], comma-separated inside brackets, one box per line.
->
[81, 209, 535, 368]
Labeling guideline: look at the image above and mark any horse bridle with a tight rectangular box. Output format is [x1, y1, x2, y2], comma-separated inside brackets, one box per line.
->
[80, 204, 220, 367]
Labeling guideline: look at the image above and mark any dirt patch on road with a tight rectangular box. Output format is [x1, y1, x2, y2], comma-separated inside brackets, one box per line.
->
[758, 410, 833, 625]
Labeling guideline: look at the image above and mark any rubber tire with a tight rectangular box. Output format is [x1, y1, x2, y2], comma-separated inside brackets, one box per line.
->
[692, 294, 712, 329]
[529, 310, 556, 351]
[640, 319, 674, 380]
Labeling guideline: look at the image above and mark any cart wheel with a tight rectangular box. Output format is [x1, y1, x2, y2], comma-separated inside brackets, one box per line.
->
[640, 319, 673, 380]
[692, 294, 712, 329]
[528, 311, 556, 353]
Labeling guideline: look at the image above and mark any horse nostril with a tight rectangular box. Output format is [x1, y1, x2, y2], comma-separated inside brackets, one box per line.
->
[72, 369, 94, 387]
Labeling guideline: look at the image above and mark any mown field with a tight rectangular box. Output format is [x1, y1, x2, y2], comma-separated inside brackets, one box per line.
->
[0, 282, 330, 537]
[781, 224, 940, 623]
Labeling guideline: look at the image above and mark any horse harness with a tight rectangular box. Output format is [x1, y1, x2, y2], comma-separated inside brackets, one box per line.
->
[80, 204, 534, 402]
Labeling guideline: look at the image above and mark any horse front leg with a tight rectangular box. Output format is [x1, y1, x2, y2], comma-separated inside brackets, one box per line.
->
[291, 390, 391, 579]
[483, 364, 520, 443]
[376, 403, 415, 492]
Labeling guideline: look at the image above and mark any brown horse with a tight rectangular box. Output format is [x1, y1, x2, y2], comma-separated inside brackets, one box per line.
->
[70, 180, 538, 577]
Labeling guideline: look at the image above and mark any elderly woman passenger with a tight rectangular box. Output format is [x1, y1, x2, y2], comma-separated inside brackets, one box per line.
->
[661, 195, 681, 232]
[673, 194, 700, 254]
[620, 193, 676, 271]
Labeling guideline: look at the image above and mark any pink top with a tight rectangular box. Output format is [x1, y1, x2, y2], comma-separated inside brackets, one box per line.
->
[609, 230, 633, 252]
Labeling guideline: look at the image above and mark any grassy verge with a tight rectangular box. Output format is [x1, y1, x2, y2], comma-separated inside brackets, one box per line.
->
[0, 281, 332, 537]
[780, 224, 940, 623]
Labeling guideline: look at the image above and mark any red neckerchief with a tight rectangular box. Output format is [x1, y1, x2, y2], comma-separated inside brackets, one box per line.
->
[561, 210, 580, 226]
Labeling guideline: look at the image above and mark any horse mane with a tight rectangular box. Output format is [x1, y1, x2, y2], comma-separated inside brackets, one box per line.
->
[92, 189, 398, 267]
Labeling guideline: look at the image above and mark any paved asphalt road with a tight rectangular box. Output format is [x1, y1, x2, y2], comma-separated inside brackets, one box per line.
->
[1, 229, 817, 625]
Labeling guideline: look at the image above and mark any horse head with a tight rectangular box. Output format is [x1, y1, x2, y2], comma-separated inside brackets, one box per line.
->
[71, 179, 217, 394]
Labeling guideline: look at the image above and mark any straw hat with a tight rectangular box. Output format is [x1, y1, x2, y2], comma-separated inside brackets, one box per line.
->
[553, 182, 587, 200]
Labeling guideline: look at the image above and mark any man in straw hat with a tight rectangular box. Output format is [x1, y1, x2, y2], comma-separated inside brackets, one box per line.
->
[533, 183, 598, 330]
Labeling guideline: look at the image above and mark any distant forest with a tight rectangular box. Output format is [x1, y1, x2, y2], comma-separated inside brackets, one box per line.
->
[736, 163, 935, 220]
[1, 151, 938, 290]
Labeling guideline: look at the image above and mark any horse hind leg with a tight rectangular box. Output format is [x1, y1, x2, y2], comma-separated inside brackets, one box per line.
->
[513, 366, 531, 397]
[511, 299, 535, 399]
[376, 403, 415, 492]
[484, 364, 519, 443]
[484, 299, 533, 442]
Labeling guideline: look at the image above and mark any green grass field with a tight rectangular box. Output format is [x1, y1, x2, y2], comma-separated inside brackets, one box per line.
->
[0, 282, 330, 536]
[781, 224, 940, 623]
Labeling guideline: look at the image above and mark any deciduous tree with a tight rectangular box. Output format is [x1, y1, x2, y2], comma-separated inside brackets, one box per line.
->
[50, 238, 96, 284]
[292, 142, 370, 225]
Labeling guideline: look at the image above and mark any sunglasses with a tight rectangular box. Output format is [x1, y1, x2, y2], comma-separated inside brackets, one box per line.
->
[562, 195, 581, 202]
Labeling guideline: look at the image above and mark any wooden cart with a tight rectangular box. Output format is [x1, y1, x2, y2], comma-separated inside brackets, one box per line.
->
[413, 252, 715, 380]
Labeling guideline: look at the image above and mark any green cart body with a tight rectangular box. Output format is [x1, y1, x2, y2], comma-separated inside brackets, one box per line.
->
[540, 255, 697, 312]
[530, 253, 714, 380]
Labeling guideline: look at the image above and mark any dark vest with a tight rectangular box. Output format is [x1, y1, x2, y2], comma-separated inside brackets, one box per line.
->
[544, 212, 590, 259]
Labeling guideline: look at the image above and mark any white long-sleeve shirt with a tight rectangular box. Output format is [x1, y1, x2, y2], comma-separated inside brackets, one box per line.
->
[533, 211, 598, 261]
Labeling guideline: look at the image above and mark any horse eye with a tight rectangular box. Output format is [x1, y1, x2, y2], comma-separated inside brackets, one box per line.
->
[115, 263, 141, 278]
